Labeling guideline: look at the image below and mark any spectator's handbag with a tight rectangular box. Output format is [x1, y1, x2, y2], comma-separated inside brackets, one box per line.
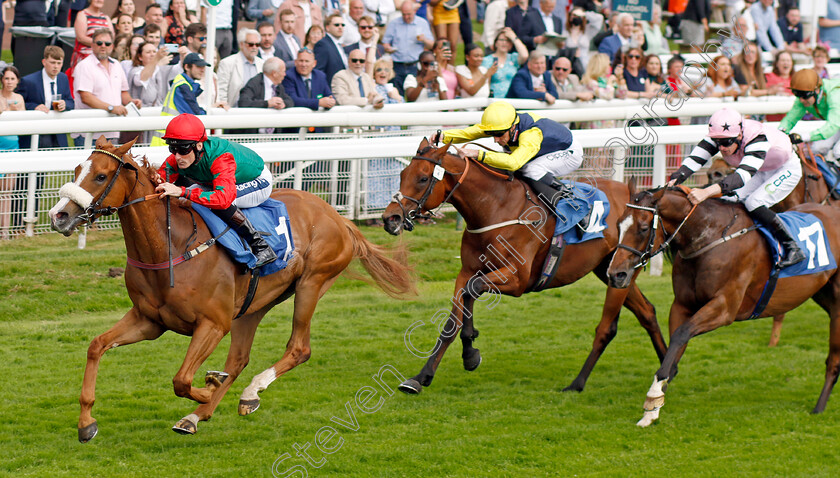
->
[668, 0, 688, 15]
[443, 0, 465, 10]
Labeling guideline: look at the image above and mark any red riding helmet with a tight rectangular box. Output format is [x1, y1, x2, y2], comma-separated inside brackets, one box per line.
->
[162, 114, 208, 142]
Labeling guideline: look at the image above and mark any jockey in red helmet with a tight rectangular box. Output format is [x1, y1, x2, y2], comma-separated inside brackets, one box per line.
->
[154, 114, 277, 267]
[668, 107, 805, 269]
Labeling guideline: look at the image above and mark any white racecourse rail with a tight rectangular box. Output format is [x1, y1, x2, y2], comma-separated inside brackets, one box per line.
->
[0, 96, 822, 276]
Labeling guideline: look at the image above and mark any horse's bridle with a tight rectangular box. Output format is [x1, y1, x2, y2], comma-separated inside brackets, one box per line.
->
[76, 148, 146, 225]
[617, 195, 697, 269]
[391, 152, 471, 231]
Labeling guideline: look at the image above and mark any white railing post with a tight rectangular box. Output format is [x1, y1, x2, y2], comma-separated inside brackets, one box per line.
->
[349, 157, 360, 219]
[24, 172, 37, 237]
[649, 144, 668, 277]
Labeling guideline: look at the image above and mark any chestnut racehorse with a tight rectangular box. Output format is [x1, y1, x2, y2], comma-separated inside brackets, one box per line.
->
[382, 140, 668, 394]
[50, 138, 415, 442]
[607, 185, 840, 427]
[706, 146, 839, 346]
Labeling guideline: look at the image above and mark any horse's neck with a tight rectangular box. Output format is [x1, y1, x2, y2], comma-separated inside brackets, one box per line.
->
[663, 195, 748, 250]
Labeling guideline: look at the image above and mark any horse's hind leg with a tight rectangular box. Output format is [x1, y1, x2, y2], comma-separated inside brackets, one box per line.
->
[239, 276, 336, 415]
[811, 286, 840, 414]
[768, 314, 785, 347]
[78, 308, 164, 443]
[174, 311, 265, 433]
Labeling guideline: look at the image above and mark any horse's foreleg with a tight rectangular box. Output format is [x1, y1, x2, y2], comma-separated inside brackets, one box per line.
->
[459, 295, 481, 372]
[812, 286, 840, 414]
[238, 276, 334, 416]
[637, 297, 734, 427]
[187, 311, 264, 424]
[563, 284, 630, 393]
[78, 308, 164, 443]
[769, 314, 785, 347]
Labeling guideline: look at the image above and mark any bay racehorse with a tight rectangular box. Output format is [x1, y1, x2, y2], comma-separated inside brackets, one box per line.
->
[607, 185, 840, 427]
[381, 139, 668, 394]
[50, 137, 415, 442]
[707, 144, 839, 346]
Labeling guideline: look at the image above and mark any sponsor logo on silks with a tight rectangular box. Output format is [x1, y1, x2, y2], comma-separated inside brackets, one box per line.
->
[764, 169, 793, 194]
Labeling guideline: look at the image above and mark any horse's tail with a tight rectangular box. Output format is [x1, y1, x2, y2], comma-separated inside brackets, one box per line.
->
[342, 219, 417, 299]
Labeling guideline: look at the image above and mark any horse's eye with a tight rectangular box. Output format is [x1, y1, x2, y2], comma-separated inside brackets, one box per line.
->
[418, 176, 429, 184]
[639, 224, 650, 233]
[95, 174, 107, 182]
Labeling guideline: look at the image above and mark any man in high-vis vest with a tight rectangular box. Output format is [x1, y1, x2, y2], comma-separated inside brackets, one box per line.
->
[151, 53, 208, 146]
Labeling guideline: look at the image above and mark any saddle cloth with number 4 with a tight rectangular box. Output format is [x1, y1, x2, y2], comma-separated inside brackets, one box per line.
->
[756, 211, 837, 278]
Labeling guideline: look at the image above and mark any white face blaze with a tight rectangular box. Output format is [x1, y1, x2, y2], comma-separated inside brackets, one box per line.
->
[617, 215, 634, 243]
[49, 159, 95, 220]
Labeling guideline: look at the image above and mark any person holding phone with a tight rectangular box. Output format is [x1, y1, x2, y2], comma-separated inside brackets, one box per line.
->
[433, 38, 458, 99]
[404, 51, 447, 102]
[482, 27, 528, 98]
[430, 0, 460, 50]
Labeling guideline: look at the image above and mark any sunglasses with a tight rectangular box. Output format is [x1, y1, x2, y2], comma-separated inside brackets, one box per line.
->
[168, 142, 196, 155]
[244, 42, 260, 47]
[197, 36, 206, 41]
[554, 67, 570, 72]
[375, 67, 391, 72]
[359, 25, 375, 30]
[350, 58, 365, 64]
[298, 47, 313, 54]
[95, 40, 113, 46]
[421, 61, 434, 66]
[332, 23, 345, 27]
[793, 89, 817, 99]
[627, 54, 641, 59]
[712, 137, 738, 148]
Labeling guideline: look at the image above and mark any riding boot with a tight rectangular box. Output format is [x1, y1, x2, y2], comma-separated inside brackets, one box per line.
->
[215, 205, 277, 268]
[525, 174, 571, 211]
[749, 206, 806, 269]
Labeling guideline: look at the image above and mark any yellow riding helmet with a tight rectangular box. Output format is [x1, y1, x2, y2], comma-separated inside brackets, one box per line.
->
[791, 69, 822, 93]
[478, 101, 519, 135]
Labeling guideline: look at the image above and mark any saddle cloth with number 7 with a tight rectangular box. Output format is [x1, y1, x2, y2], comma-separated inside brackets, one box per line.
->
[756, 211, 837, 278]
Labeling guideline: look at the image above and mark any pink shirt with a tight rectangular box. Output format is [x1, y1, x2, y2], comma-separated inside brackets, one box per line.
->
[74, 55, 128, 110]
[441, 68, 457, 100]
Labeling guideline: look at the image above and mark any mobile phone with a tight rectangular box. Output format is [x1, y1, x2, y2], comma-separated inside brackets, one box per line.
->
[441, 40, 450, 50]
[164, 43, 179, 53]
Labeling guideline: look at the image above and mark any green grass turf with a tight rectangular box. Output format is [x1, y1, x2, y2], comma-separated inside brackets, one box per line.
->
[1, 215, 838, 477]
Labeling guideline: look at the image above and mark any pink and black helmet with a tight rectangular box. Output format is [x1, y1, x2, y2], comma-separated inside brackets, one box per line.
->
[708, 108, 743, 138]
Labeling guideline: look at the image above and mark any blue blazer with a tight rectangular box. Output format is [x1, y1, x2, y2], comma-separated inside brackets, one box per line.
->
[273, 33, 302, 71]
[505, 67, 558, 101]
[314, 36, 347, 85]
[282, 68, 333, 110]
[598, 34, 623, 63]
[504, 6, 546, 51]
[19, 70, 75, 148]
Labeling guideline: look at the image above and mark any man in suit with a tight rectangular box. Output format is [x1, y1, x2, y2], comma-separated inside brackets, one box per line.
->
[331, 49, 384, 107]
[19, 46, 75, 149]
[598, 13, 634, 63]
[277, 0, 323, 41]
[315, 12, 350, 85]
[506, 51, 557, 104]
[247, 0, 278, 24]
[532, 0, 563, 50]
[273, 8, 302, 70]
[340, 0, 366, 47]
[282, 48, 336, 110]
[550, 56, 592, 102]
[238, 57, 294, 133]
[504, 0, 545, 51]
[217, 28, 265, 107]
[344, 16, 384, 61]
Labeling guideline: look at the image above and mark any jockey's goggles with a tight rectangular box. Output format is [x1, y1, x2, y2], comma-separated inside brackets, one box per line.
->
[167, 141, 197, 156]
[792, 89, 818, 100]
[712, 137, 739, 148]
[484, 129, 509, 137]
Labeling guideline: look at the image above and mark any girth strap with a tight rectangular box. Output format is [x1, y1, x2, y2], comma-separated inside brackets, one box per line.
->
[234, 270, 261, 320]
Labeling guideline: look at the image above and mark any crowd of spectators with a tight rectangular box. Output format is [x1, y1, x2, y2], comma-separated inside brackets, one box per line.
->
[0, 0, 837, 146]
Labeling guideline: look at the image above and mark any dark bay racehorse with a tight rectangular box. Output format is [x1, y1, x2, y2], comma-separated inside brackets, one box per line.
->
[607, 185, 840, 427]
[381, 139, 668, 394]
[707, 146, 839, 346]
[50, 138, 415, 442]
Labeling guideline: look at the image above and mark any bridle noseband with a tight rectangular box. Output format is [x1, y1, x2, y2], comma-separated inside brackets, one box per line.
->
[617, 193, 697, 269]
[391, 152, 470, 231]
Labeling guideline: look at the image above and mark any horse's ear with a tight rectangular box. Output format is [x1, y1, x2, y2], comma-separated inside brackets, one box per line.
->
[628, 175, 637, 197]
[116, 137, 138, 157]
[94, 135, 111, 150]
[419, 137, 430, 152]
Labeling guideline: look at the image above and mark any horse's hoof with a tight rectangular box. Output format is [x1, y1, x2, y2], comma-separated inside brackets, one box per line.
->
[239, 398, 261, 416]
[561, 383, 584, 393]
[78, 421, 98, 443]
[463, 349, 482, 371]
[205, 370, 229, 388]
[172, 417, 197, 435]
[636, 408, 661, 427]
[398, 378, 423, 394]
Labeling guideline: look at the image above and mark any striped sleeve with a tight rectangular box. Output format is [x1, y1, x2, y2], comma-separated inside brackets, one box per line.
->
[719, 134, 766, 194]
[682, 137, 719, 173]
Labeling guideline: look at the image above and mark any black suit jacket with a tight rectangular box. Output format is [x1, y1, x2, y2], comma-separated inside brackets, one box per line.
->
[314, 36, 348, 85]
[238, 73, 294, 108]
[504, 6, 545, 51]
[18, 70, 75, 148]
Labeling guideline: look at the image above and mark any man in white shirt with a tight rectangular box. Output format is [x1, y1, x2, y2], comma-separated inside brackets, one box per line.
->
[217, 28, 265, 106]
[341, 0, 366, 46]
[363, 0, 395, 27]
[331, 49, 383, 107]
[257, 21, 278, 59]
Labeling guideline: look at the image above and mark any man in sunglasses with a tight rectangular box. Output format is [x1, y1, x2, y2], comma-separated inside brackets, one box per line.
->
[668, 107, 805, 269]
[154, 114, 278, 267]
[432, 101, 584, 212]
[315, 12, 350, 84]
[779, 69, 840, 161]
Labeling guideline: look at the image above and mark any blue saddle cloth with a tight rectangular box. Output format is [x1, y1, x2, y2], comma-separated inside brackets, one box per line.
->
[192, 199, 295, 277]
[814, 156, 840, 195]
[756, 211, 836, 278]
[553, 180, 610, 244]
